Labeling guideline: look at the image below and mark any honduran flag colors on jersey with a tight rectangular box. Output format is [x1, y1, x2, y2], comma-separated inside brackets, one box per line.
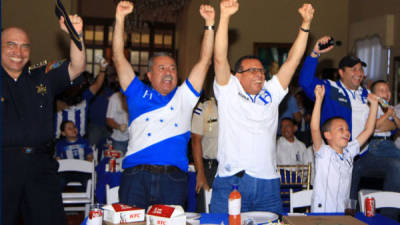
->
[122, 77, 200, 172]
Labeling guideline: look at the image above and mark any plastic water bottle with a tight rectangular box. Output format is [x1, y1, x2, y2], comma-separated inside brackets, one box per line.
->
[228, 184, 241, 225]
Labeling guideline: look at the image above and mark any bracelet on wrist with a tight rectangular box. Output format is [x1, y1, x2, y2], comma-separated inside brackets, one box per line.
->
[312, 50, 320, 57]
[300, 27, 310, 32]
[204, 25, 215, 31]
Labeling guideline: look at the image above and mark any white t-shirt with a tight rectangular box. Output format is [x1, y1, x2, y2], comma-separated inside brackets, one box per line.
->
[341, 83, 369, 138]
[276, 136, 309, 165]
[214, 75, 287, 179]
[106, 92, 129, 141]
[311, 140, 360, 213]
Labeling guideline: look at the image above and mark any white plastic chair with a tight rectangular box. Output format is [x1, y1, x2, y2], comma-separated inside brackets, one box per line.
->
[106, 184, 120, 204]
[58, 159, 95, 217]
[91, 144, 99, 167]
[289, 189, 313, 213]
[204, 188, 212, 213]
[358, 189, 400, 213]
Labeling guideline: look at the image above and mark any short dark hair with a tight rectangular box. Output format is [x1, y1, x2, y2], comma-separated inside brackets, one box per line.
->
[60, 120, 74, 132]
[322, 117, 346, 134]
[280, 117, 296, 126]
[370, 80, 388, 93]
[234, 55, 262, 74]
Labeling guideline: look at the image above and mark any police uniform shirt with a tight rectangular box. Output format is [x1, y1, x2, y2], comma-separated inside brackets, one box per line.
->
[214, 75, 288, 179]
[311, 140, 360, 213]
[191, 98, 219, 159]
[1, 61, 71, 147]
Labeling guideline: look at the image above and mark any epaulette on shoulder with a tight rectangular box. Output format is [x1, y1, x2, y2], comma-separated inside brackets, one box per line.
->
[28, 60, 48, 74]
[45, 59, 67, 74]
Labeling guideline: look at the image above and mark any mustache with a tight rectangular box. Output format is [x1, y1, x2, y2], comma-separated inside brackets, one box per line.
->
[162, 74, 173, 81]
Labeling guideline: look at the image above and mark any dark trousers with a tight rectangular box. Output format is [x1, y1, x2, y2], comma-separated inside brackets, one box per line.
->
[2, 149, 66, 225]
[196, 159, 218, 213]
[119, 165, 188, 210]
[351, 154, 400, 221]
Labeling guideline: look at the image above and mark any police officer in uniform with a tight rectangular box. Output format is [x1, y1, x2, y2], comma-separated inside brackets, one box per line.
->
[1, 15, 86, 225]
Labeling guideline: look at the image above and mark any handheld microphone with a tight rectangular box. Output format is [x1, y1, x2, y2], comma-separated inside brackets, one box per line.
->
[318, 37, 342, 50]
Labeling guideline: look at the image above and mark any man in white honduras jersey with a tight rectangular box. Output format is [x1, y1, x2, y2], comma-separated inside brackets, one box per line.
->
[210, 0, 314, 214]
[112, 1, 215, 209]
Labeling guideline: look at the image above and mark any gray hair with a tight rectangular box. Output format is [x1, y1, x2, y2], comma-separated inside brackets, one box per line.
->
[148, 52, 173, 72]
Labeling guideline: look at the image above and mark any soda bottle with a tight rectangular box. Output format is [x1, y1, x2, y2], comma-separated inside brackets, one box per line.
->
[228, 184, 241, 225]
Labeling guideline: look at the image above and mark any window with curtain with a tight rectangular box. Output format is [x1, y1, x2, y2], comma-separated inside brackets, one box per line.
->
[355, 36, 388, 82]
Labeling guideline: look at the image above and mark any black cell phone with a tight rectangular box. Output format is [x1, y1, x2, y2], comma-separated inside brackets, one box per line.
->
[318, 38, 335, 51]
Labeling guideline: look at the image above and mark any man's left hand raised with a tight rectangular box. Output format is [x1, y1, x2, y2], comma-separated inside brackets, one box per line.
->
[200, 4, 215, 26]
[298, 3, 314, 25]
[59, 15, 83, 35]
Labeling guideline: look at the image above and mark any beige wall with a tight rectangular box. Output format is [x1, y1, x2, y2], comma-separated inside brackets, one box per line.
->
[348, 0, 400, 50]
[3, 0, 78, 64]
[178, 0, 350, 78]
[348, 0, 400, 102]
[4, 0, 354, 76]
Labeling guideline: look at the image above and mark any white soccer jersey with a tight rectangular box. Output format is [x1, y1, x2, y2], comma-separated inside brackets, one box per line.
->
[311, 140, 360, 212]
[214, 75, 287, 179]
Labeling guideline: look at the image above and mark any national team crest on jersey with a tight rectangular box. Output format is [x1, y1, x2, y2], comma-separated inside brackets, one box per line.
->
[258, 88, 272, 105]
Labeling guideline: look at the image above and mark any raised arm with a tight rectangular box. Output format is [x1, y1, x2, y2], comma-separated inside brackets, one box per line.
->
[89, 61, 107, 94]
[214, 0, 238, 86]
[188, 4, 216, 92]
[113, 1, 135, 91]
[375, 107, 396, 131]
[357, 94, 379, 146]
[59, 15, 86, 81]
[276, 4, 314, 90]
[299, 36, 333, 100]
[310, 85, 325, 152]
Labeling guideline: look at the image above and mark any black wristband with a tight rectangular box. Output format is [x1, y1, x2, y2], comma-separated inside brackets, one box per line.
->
[300, 27, 310, 32]
[204, 25, 215, 31]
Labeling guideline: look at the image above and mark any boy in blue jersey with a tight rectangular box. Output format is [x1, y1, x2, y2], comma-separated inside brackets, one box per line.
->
[56, 120, 93, 161]
[112, 1, 215, 209]
[56, 120, 93, 191]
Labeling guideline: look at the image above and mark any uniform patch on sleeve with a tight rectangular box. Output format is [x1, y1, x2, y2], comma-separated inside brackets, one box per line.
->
[28, 60, 48, 74]
[193, 107, 202, 115]
[45, 59, 66, 73]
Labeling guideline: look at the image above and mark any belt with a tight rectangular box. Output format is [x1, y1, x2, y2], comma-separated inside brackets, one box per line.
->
[3, 145, 53, 154]
[203, 158, 218, 169]
[131, 164, 182, 174]
[234, 170, 245, 178]
[372, 136, 392, 141]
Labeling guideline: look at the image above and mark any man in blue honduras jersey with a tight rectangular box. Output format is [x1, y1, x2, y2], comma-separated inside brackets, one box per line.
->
[112, 1, 215, 209]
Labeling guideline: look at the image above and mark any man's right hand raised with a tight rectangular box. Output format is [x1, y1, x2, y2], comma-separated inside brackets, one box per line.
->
[220, 0, 239, 18]
[116, 1, 134, 21]
[311, 36, 334, 57]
